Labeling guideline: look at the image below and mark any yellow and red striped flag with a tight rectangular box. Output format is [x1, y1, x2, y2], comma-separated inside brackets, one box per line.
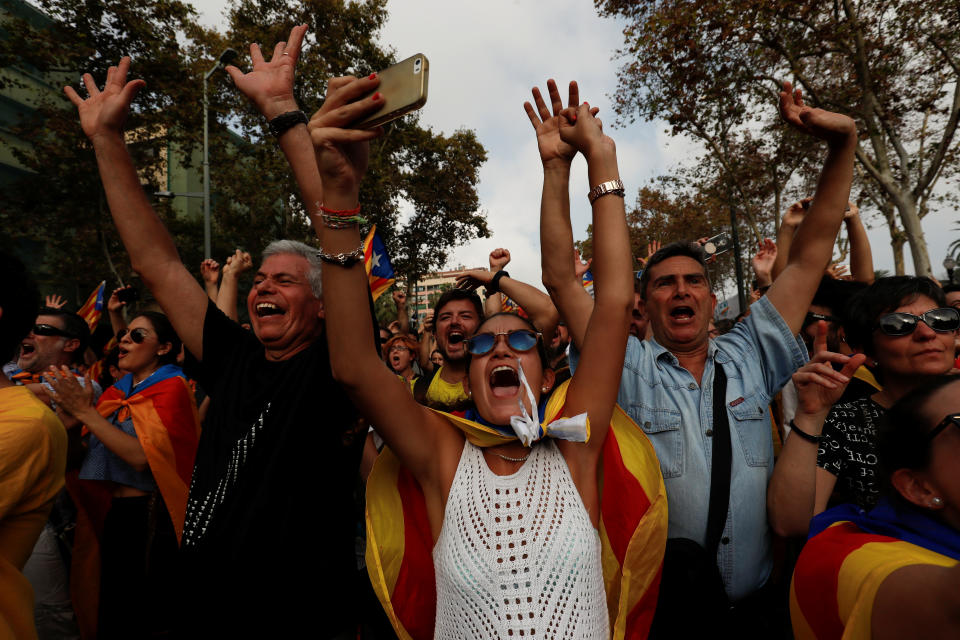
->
[77, 281, 106, 331]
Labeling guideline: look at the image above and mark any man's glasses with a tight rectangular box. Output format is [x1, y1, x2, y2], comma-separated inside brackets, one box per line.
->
[926, 413, 960, 444]
[466, 329, 540, 356]
[117, 328, 150, 344]
[32, 324, 75, 338]
[875, 307, 960, 337]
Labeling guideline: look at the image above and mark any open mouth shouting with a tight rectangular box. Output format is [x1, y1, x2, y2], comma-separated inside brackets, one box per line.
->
[669, 305, 696, 324]
[489, 364, 520, 398]
[19, 341, 36, 358]
[255, 301, 286, 319]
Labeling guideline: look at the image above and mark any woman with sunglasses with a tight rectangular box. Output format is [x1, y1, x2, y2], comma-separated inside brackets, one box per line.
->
[46, 311, 199, 638]
[244, 26, 666, 631]
[769, 277, 958, 537]
[790, 375, 960, 639]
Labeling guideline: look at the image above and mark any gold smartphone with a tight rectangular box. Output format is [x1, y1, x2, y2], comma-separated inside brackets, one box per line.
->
[352, 54, 429, 129]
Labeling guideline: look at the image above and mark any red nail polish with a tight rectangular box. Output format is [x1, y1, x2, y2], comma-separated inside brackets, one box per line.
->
[372, 92, 381, 101]
[368, 73, 377, 80]
[571, 114, 577, 122]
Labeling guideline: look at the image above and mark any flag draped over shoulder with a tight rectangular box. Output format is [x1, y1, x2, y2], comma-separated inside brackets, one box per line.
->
[77, 281, 106, 331]
[790, 500, 960, 640]
[363, 225, 397, 301]
[365, 379, 668, 640]
[94, 364, 200, 540]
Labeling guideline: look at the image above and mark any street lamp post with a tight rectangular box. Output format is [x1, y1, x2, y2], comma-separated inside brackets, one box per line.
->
[202, 48, 239, 259]
[945, 256, 957, 285]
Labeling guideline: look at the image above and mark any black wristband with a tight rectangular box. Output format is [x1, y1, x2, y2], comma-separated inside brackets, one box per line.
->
[268, 110, 308, 138]
[487, 270, 510, 295]
[789, 419, 821, 444]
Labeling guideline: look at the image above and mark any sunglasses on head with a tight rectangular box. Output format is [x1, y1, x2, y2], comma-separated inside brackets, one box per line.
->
[925, 413, 960, 444]
[117, 328, 150, 344]
[32, 323, 75, 338]
[874, 307, 960, 337]
[803, 311, 840, 327]
[466, 329, 540, 356]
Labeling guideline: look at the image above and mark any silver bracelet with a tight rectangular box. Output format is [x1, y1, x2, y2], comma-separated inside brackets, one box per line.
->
[316, 244, 364, 267]
[587, 179, 625, 204]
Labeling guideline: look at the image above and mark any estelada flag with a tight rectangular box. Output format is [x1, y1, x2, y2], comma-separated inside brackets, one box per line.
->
[582, 269, 595, 298]
[365, 379, 668, 639]
[790, 500, 960, 640]
[500, 295, 529, 319]
[363, 225, 397, 302]
[77, 280, 106, 331]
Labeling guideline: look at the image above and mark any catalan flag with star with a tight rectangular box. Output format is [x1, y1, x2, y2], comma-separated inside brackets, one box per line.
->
[77, 281, 106, 331]
[365, 379, 668, 640]
[363, 225, 397, 302]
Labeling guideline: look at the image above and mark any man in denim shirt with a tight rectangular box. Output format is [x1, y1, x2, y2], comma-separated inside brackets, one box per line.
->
[539, 82, 858, 613]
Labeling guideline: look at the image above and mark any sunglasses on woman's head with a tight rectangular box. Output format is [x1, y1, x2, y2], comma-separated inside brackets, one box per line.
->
[32, 323, 75, 338]
[926, 413, 960, 444]
[874, 307, 960, 336]
[117, 328, 149, 344]
[466, 329, 540, 356]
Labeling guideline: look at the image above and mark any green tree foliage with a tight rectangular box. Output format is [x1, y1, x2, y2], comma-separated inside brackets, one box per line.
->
[0, 0, 488, 299]
[597, 0, 960, 276]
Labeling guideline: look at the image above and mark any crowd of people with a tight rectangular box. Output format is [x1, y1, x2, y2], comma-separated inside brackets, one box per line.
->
[1, 23, 959, 640]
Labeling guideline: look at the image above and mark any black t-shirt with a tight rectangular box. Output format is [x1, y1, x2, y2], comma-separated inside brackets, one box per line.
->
[816, 397, 885, 510]
[178, 301, 365, 636]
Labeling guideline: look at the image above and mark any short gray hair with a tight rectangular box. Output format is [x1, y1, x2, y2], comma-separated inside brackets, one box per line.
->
[261, 240, 323, 299]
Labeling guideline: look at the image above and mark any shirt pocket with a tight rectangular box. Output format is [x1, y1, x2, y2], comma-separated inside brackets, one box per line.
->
[727, 392, 771, 468]
[629, 403, 683, 478]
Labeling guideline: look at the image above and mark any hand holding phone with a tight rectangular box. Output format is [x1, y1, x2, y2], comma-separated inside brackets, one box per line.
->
[351, 54, 429, 129]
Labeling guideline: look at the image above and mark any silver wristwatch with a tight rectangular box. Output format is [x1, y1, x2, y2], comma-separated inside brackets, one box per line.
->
[587, 179, 625, 204]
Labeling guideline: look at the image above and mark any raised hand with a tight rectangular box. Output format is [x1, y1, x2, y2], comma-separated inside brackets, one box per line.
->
[573, 248, 592, 279]
[452, 268, 493, 291]
[422, 309, 435, 333]
[751, 238, 778, 278]
[392, 290, 407, 306]
[779, 81, 856, 146]
[308, 75, 384, 193]
[523, 80, 597, 169]
[226, 24, 307, 120]
[637, 240, 661, 269]
[44, 294, 67, 309]
[558, 101, 612, 159]
[843, 200, 859, 221]
[825, 262, 849, 279]
[107, 286, 133, 313]
[223, 249, 253, 277]
[47, 366, 95, 418]
[200, 259, 220, 285]
[64, 57, 145, 141]
[489, 248, 511, 272]
[793, 321, 866, 417]
[782, 198, 812, 228]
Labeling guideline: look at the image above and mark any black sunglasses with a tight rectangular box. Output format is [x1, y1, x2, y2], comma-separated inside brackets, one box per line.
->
[32, 323, 75, 338]
[926, 413, 960, 444]
[466, 329, 540, 356]
[875, 307, 960, 337]
[117, 328, 150, 344]
[803, 311, 840, 327]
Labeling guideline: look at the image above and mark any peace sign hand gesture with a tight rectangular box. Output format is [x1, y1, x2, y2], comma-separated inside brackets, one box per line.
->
[64, 57, 145, 142]
[227, 24, 307, 120]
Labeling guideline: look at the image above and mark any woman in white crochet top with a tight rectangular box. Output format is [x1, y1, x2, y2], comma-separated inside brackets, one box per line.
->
[235, 26, 638, 638]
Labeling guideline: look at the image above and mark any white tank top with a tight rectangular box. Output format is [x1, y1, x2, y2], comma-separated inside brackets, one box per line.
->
[433, 440, 609, 639]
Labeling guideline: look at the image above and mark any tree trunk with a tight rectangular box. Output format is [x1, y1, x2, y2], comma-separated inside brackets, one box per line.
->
[894, 197, 932, 276]
[879, 202, 906, 275]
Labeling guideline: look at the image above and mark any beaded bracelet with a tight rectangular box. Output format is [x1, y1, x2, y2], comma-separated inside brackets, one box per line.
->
[321, 213, 367, 229]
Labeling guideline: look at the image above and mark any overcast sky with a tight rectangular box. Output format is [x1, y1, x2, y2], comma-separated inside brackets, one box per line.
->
[190, 0, 958, 287]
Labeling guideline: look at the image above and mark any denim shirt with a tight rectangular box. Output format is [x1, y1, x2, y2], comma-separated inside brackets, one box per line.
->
[571, 295, 807, 601]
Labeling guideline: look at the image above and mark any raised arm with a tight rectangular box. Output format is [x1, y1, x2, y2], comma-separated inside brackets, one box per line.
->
[844, 201, 875, 284]
[767, 322, 864, 537]
[65, 58, 208, 359]
[452, 268, 559, 340]
[200, 259, 220, 302]
[216, 250, 252, 322]
[765, 82, 857, 334]
[752, 238, 777, 289]
[771, 200, 808, 281]
[391, 290, 411, 335]
[550, 99, 633, 472]
[483, 248, 511, 316]
[526, 80, 596, 348]
[106, 286, 130, 336]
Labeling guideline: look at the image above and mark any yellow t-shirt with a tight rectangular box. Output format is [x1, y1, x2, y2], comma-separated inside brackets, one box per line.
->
[0, 386, 68, 639]
[425, 366, 469, 408]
